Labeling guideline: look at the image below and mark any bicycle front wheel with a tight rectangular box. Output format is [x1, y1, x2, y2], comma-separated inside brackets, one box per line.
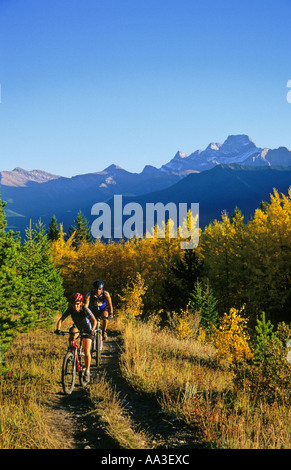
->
[62, 350, 76, 395]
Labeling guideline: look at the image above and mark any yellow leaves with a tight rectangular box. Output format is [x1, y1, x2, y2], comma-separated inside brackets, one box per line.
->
[118, 273, 147, 319]
[168, 309, 201, 341]
[213, 306, 253, 364]
[175, 318, 194, 340]
[199, 188, 291, 317]
[50, 224, 76, 261]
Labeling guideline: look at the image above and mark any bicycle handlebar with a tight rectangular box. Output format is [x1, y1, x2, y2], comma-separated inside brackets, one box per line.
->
[54, 329, 66, 336]
[54, 315, 113, 337]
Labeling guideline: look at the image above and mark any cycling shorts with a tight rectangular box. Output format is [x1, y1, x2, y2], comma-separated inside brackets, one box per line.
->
[90, 305, 109, 320]
[70, 320, 94, 341]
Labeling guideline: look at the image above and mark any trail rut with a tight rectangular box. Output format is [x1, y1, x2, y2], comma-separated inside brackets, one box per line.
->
[45, 329, 199, 449]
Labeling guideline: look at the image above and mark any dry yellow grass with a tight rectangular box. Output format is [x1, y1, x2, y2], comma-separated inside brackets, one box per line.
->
[0, 326, 66, 448]
[0, 318, 151, 449]
[88, 374, 150, 449]
[117, 318, 291, 449]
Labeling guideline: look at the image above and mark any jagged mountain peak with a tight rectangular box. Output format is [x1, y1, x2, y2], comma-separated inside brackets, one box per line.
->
[141, 164, 160, 174]
[102, 164, 124, 172]
[161, 134, 266, 172]
[223, 134, 255, 145]
[206, 142, 223, 151]
[0, 167, 60, 187]
[173, 151, 188, 159]
[219, 134, 258, 154]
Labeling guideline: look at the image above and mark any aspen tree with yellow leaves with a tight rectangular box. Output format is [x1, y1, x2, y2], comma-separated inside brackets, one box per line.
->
[213, 306, 253, 364]
[199, 188, 291, 323]
[244, 188, 291, 321]
[48, 189, 290, 323]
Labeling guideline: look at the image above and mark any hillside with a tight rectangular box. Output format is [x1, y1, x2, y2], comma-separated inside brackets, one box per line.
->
[110, 164, 291, 230]
[1, 134, 291, 237]
[0, 164, 181, 236]
[1, 163, 290, 237]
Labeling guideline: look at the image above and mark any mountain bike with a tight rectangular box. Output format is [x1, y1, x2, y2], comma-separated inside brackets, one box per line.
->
[56, 330, 89, 395]
[91, 318, 103, 367]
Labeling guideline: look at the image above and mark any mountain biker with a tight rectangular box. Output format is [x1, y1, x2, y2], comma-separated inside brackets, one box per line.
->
[85, 280, 113, 341]
[55, 292, 97, 383]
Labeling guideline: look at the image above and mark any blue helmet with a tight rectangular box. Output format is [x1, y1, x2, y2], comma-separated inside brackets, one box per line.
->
[93, 280, 104, 290]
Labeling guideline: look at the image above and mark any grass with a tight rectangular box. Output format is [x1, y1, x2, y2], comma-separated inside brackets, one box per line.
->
[87, 373, 150, 449]
[0, 317, 150, 449]
[1, 315, 290, 449]
[116, 317, 291, 449]
[0, 326, 66, 448]
[119, 318, 232, 397]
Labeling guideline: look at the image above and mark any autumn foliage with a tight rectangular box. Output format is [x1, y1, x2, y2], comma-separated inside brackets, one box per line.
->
[49, 188, 291, 327]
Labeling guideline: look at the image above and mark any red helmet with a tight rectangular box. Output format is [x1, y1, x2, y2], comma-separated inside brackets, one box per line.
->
[72, 292, 83, 303]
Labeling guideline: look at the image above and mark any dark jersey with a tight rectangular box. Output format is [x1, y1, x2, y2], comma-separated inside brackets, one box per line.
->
[60, 305, 95, 335]
[86, 290, 113, 316]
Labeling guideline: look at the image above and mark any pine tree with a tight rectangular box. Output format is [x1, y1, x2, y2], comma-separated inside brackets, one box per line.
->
[19, 219, 67, 327]
[47, 215, 60, 241]
[163, 249, 204, 311]
[189, 279, 218, 328]
[254, 312, 279, 363]
[0, 194, 25, 357]
[68, 211, 91, 248]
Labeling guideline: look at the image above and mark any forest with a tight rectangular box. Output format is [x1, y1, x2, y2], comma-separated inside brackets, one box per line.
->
[0, 187, 290, 354]
[0, 187, 290, 449]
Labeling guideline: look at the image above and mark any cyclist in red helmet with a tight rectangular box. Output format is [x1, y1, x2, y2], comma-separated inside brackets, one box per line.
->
[55, 293, 97, 382]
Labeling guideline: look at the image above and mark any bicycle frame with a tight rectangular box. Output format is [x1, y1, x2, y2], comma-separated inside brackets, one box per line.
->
[68, 336, 82, 373]
[92, 319, 102, 348]
[91, 319, 103, 367]
[59, 330, 88, 395]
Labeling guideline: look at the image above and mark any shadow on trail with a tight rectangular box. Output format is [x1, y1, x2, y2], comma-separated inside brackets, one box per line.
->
[47, 328, 200, 449]
[89, 329, 200, 449]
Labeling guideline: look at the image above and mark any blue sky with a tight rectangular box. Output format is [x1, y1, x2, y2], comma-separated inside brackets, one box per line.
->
[0, 0, 291, 177]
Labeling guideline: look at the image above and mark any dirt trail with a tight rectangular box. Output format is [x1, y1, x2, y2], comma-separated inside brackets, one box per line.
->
[45, 329, 199, 449]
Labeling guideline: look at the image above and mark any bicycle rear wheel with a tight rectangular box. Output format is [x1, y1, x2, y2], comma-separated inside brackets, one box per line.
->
[62, 350, 76, 395]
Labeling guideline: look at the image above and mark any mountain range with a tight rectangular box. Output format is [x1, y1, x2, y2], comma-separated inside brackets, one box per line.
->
[0, 134, 290, 238]
[161, 134, 291, 172]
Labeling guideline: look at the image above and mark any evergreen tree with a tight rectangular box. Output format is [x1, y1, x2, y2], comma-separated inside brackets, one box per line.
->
[19, 219, 67, 327]
[68, 210, 91, 248]
[47, 215, 60, 241]
[0, 194, 25, 357]
[189, 279, 218, 328]
[163, 249, 204, 311]
[254, 312, 279, 363]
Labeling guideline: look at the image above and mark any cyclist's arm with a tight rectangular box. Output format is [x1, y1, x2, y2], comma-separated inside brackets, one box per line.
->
[92, 316, 97, 331]
[84, 306, 97, 331]
[84, 293, 90, 308]
[105, 291, 113, 316]
[56, 308, 70, 331]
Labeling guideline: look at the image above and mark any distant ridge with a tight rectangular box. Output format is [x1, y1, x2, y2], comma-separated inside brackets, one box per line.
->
[160, 134, 291, 173]
[0, 167, 60, 187]
[0, 134, 290, 237]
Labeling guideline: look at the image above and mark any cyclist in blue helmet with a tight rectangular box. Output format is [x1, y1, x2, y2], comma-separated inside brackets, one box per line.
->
[85, 280, 113, 341]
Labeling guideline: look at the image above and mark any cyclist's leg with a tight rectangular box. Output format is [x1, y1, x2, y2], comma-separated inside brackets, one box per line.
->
[69, 325, 79, 347]
[102, 309, 109, 339]
[82, 336, 93, 372]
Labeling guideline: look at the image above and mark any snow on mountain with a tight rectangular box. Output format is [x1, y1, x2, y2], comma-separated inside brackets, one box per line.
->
[161, 135, 266, 173]
[1, 135, 290, 195]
